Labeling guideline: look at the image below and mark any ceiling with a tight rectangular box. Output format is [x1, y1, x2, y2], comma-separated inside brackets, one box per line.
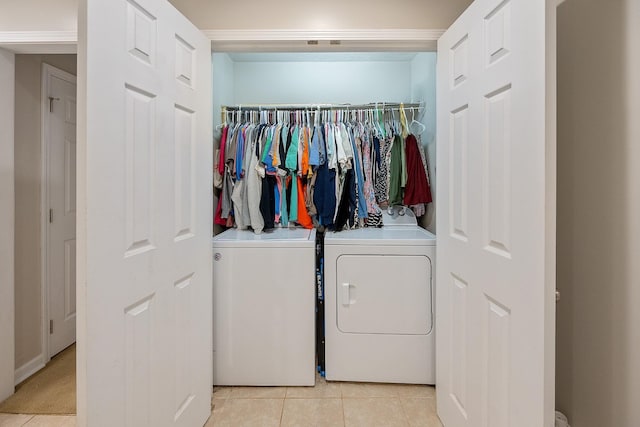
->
[169, 0, 473, 31]
[0, 0, 473, 33]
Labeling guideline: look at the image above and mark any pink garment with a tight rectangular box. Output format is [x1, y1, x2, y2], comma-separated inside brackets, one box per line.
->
[217, 126, 228, 175]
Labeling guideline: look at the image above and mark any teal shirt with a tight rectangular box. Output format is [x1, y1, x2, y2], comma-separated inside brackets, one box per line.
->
[285, 126, 299, 171]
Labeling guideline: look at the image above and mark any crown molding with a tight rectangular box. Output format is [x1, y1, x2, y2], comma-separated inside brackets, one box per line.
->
[0, 31, 77, 53]
[0, 31, 77, 43]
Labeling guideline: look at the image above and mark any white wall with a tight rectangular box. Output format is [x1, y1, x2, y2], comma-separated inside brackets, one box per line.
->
[0, 48, 16, 402]
[0, 0, 77, 32]
[212, 52, 235, 129]
[14, 54, 77, 373]
[410, 52, 437, 233]
[556, 0, 640, 426]
[232, 60, 413, 105]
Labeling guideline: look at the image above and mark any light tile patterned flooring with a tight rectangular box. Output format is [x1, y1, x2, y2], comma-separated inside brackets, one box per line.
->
[0, 414, 75, 426]
[0, 374, 441, 427]
[208, 373, 442, 427]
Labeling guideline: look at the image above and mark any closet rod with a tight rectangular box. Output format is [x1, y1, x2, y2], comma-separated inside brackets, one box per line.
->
[221, 102, 423, 111]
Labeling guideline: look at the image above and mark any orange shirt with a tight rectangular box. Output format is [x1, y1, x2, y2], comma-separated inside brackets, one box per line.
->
[296, 177, 313, 229]
[301, 127, 310, 177]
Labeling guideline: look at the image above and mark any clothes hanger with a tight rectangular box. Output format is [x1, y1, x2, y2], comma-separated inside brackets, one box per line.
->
[216, 107, 226, 129]
[399, 103, 409, 138]
[390, 108, 398, 135]
[409, 108, 426, 135]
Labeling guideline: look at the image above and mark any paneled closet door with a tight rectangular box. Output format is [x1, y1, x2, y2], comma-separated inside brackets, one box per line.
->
[436, 0, 556, 426]
[77, 0, 213, 425]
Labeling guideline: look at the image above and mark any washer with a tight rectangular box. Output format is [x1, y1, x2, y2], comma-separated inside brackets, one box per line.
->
[324, 207, 436, 384]
[212, 228, 316, 386]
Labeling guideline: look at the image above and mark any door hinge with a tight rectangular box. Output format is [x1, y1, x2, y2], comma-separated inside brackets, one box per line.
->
[49, 319, 53, 334]
[49, 209, 53, 223]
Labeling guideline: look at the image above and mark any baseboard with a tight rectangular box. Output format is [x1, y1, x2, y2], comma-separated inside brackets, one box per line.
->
[14, 354, 45, 385]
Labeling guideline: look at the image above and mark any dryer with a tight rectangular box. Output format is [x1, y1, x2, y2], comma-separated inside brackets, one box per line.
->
[212, 227, 316, 386]
[324, 207, 436, 384]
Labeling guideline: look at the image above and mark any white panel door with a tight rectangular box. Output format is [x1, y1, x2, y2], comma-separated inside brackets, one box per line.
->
[77, 0, 213, 425]
[436, 0, 556, 426]
[46, 66, 77, 358]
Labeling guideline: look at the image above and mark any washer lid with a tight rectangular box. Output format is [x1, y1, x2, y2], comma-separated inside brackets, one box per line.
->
[325, 227, 436, 246]
[212, 227, 316, 248]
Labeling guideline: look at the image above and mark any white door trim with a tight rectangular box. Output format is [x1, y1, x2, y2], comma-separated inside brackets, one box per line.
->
[204, 28, 445, 41]
[206, 28, 444, 51]
[0, 28, 444, 54]
[0, 47, 16, 402]
[40, 63, 77, 367]
[544, 0, 558, 419]
[0, 31, 77, 54]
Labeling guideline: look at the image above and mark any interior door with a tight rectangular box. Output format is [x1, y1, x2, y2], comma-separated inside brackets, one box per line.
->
[77, 0, 213, 425]
[436, 0, 556, 426]
[46, 66, 77, 358]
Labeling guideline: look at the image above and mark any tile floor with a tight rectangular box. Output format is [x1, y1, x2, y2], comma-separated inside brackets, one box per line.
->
[0, 414, 75, 427]
[207, 373, 442, 427]
[0, 374, 441, 427]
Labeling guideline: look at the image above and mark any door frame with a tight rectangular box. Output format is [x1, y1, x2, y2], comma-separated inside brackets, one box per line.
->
[0, 47, 15, 403]
[40, 62, 77, 367]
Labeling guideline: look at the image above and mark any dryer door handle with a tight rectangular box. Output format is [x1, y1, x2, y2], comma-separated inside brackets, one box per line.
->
[342, 283, 351, 306]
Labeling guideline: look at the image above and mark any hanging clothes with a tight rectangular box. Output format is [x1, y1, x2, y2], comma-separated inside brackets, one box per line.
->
[225, 123, 239, 177]
[361, 132, 383, 227]
[260, 174, 277, 230]
[286, 126, 299, 172]
[388, 134, 404, 206]
[309, 125, 320, 167]
[301, 126, 310, 178]
[334, 168, 357, 231]
[296, 177, 314, 229]
[350, 129, 368, 219]
[214, 126, 228, 190]
[231, 180, 247, 230]
[246, 126, 264, 233]
[313, 162, 336, 227]
[217, 104, 433, 232]
[305, 171, 318, 218]
[403, 134, 433, 207]
[374, 137, 392, 208]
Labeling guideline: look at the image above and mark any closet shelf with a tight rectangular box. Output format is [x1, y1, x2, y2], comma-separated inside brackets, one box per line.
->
[221, 102, 423, 111]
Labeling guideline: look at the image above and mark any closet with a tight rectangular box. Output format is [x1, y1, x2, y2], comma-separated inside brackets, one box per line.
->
[209, 51, 439, 389]
[210, 52, 438, 234]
